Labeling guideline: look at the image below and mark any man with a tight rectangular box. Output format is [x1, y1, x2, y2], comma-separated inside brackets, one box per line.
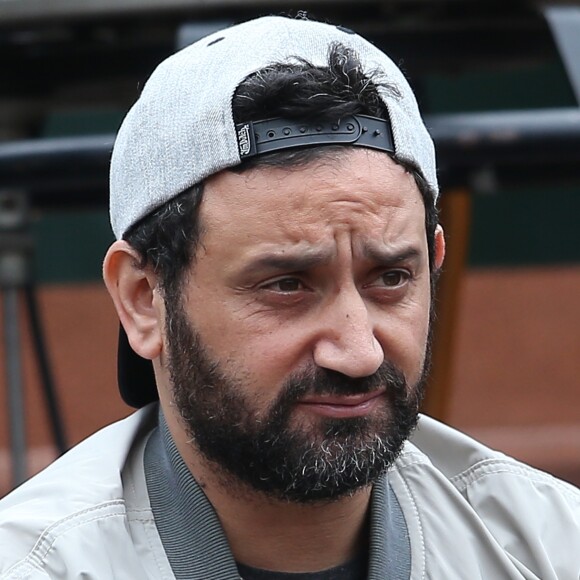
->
[0, 15, 578, 580]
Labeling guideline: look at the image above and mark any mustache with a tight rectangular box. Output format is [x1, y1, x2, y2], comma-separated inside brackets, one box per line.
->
[275, 361, 408, 407]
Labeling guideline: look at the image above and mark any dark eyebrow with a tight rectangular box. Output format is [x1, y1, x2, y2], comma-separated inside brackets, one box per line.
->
[237, 245, 422, 278]
[239, 249, 333, 276]
[362, 245, 422, 266]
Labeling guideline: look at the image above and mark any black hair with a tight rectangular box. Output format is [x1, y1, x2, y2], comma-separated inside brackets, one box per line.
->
[124, 42, 439, 300]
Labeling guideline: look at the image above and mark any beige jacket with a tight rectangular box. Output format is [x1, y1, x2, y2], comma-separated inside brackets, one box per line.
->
[0, 406, 578, 579]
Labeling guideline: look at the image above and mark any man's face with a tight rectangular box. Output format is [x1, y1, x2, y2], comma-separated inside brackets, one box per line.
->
[163, 148, 438, 502]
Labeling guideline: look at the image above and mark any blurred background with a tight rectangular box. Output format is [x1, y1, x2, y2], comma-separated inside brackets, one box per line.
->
[0, 0, 579, 494]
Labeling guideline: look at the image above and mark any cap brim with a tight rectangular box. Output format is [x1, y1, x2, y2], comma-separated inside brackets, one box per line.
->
[118, 325, 159, 408]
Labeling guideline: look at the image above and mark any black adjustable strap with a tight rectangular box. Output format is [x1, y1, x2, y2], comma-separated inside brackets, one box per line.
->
[236, 114, 394, 158]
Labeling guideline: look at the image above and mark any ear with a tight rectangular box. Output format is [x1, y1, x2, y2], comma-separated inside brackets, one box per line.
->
[434, 224, 446, 270]
[103, 240, 164, 360]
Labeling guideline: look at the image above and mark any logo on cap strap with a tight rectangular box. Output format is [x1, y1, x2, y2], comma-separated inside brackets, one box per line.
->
[236, 114, 394, 158]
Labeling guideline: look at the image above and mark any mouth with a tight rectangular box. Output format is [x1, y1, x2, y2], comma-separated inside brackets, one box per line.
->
[296, 390, 386, 419]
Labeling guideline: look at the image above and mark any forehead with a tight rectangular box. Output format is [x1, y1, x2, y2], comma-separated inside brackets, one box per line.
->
[198, 148, 426, 254]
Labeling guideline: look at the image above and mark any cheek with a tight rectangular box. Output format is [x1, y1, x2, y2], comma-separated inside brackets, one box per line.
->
[230, 326, 309, 374]
[375, 300, 432, 381]
[194, 311, 310, 396]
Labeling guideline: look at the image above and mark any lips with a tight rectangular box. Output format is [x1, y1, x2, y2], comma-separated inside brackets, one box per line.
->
[297, 390, 386, 418]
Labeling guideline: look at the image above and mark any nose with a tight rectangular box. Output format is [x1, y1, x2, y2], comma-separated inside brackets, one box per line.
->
[312, 288, 384, 378]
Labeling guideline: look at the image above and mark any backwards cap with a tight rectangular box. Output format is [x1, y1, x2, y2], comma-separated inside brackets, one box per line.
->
[109, 15, 438, 407]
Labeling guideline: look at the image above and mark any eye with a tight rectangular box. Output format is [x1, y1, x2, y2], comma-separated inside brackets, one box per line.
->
[377, 270, 410, 288]
[263, 277, 305, 292]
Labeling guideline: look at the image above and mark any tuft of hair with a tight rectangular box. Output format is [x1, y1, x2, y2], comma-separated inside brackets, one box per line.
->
[233, 43, 398, 124]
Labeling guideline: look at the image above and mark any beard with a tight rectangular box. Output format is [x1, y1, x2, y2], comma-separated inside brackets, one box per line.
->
[166, 300, 430, 504]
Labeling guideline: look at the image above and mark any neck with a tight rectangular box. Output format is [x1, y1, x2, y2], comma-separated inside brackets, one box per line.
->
[165, 408, 372, 573]
[211, 480, 371, 572]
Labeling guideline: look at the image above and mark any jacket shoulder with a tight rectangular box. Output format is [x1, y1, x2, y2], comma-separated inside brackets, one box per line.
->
[0, 407, 157, 578]
[409, 414, 579, 499]
[395, 414, 580, 578]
